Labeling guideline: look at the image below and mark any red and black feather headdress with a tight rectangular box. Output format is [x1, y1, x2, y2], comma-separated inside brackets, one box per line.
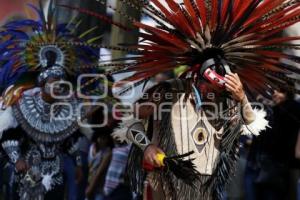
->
[64, 0, 300, 96]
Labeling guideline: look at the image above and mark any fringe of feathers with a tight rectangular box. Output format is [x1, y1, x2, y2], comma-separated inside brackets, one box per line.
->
[242, 108, 270, 136]
[0, 103, 18, 139]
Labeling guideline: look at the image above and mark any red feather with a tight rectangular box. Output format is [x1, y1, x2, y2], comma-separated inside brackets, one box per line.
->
[256, 36, 300, 46]
[165, 0, 197, 38]
[150, 0, 178, 26]
[130, 59, 174, 71]
[263, 9, 300, 37]
[232, 0, 242, 14]
[59, 4, 131, 31]
[195, 0, 207, 27]
[231, 0, 254, 26]
[244, 3, 300, 34]
[134, 22, 190, 51]
[239, 69, 268, 94]
[124, 63, 177, 82]
[209, 0, 219, 31]
[242, 0, 285, 28]
[139, 33, 171, 46]
[220, 0, 231, 25]
[133, 44, 180, 54]
[266, 8, 300, 29]
[183, 0, 202, 33]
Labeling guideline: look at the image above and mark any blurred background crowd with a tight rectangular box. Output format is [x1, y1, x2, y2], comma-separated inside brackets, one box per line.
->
[0, 0, 300, 200]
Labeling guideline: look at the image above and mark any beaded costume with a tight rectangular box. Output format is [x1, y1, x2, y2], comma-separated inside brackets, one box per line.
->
[0, 1, 112, 199]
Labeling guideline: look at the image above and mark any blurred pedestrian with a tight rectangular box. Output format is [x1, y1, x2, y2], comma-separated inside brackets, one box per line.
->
[86, 132, 113, 200]
[77, 135, 91, 200]
[254, 88, 300, 200]
[103, 143, 132, 200]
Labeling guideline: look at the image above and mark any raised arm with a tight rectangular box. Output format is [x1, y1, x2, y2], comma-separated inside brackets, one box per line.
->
[225, 73, 269, 135]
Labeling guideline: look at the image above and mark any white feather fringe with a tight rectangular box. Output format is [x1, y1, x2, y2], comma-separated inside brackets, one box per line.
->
[0, 102, 18, 139]
[42, 173, 54, 191]
[242, 108, 270, 136]
[111, 118, 140, 144]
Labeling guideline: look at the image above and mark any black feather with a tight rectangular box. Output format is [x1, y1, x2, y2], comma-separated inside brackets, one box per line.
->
[164, 151, 200, 187]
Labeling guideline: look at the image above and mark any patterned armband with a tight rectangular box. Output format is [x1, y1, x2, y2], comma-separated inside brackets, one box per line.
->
[2, 140, 21, 163]
[112, 119, 151, 151]
[241, 96, 256, 124]
[241, 96, 270, 136]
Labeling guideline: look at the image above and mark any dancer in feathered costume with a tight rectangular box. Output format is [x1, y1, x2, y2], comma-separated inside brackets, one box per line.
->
[65, 0, 300, 199]
[0, 1, 115, 199]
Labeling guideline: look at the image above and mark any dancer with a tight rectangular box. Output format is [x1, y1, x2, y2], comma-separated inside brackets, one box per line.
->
[0, 1, 111, 199]
[84, 0, 300, 199]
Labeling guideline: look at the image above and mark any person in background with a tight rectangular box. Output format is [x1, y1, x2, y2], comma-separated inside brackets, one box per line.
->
[253, 88, 300, 200]
[86, 132, 113, 200]
[292, 98, 300, 200]
[63, 153, 78, 200]
[63, 127, 92, 200]
[243, 96, 273, 200]
[77, 134, 92, 200]
[103, 143, 132, 200]
[63, 131, 84, 200]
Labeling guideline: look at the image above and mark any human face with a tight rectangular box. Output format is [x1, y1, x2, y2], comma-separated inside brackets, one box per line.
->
[96, 136, 109, 149]
[43, 77, 68, 98]
[272, 89, 287, 105]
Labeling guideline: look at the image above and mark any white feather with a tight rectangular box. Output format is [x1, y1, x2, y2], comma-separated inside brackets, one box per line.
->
[111, 118, 140, 143]
[42, 173, 54, 191]
[111, 126, 130, 144]
[242, 108, 270, 136]
[0, 102, 18, 138]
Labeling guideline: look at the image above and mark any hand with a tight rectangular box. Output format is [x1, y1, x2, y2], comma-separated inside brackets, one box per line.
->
[224, 73, 245, 102]
[15, 159, 29, 173]
[144, 145, 165, 168]
[75, 166, 83, 184]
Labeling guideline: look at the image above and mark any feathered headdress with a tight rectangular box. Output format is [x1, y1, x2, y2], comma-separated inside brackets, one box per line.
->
[67, 0, 300, 97]
[0, 0, 115, 108]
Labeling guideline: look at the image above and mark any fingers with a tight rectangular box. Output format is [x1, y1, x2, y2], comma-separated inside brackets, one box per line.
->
[146, 153, 160, 167]
[233, 73, 241, 82]
[226, 73, 241, 82]
[224, 73, 245, 102]
[225, 78, 236, 89]
[145, 151, 156, 166]
[144, 145, 165, 168]
[225, 83, 235, 93]
[225, 77, 237, 91]
[225, 74, 238, 84]
[225, 73, 242, 92]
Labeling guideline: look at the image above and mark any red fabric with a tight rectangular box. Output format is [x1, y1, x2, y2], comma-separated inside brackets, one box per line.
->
[146, 184, 153, 200]
[143, 160, 155, 171]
